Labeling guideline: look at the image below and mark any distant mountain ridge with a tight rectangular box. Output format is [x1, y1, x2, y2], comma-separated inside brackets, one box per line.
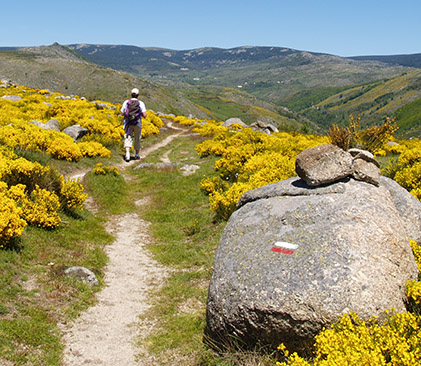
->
[350, 53, 421, 69]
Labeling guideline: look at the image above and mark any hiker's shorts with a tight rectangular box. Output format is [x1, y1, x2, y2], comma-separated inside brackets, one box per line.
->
[125, 125, 142, 150]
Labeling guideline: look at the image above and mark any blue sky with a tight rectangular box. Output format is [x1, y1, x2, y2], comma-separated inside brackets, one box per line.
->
[2, 0, 420, 56]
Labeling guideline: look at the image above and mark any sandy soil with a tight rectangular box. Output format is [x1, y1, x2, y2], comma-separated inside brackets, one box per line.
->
[61, 124, 188, 365]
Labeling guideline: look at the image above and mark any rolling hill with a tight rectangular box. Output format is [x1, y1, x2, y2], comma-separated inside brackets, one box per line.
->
[0, 43, 213, 118]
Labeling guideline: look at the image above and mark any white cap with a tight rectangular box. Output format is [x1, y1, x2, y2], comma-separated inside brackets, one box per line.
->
[131, 88, 139, 95]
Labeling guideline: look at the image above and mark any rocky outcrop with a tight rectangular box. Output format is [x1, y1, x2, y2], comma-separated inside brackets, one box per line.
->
[206, 144, 420, 355]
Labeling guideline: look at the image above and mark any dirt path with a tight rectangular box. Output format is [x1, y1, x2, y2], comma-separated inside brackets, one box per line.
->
[61, 123, 189, 365]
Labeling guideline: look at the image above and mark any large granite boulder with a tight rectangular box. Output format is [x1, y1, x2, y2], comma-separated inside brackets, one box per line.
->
[205, 176, 419, 354]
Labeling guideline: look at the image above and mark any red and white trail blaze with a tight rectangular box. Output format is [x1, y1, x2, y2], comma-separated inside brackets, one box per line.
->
[271, 241, 299, 255]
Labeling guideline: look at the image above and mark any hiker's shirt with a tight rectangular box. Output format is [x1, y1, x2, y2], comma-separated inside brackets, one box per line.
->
[121, 98, 146, 130]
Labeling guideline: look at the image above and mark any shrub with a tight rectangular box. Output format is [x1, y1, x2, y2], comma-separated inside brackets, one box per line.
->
[329, 114, 398, 154]
[382, 138, 421, 200]
[78, 141, 111, 158]
[93, 163, 119, 176]
[21, 185, 61, 229]
[0, 182, 27, 246]
[59, 176, 88, 211]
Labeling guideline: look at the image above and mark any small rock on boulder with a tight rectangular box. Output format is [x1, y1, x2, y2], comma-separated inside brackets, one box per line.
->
[352, 152, 381, 186]
[295, 144, 354, 186]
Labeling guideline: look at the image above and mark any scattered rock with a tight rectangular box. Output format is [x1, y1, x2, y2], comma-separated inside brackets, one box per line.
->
[222, 118, 248, 128]
[28, 120, 44, 128]
[134, 163, 154, 170]
[45, 119, 60, 131]
[28, 119, 60, 132]
[64, 266, 99, 287]
[180, 164, 200, 176]
[1, 95, 22, 102]
[250, 120, 279, 134]
[62, 124, 89, 141]
[206, 176, 419, 354]
[386, 141, 399, 146]
[156, 162, 177, 169]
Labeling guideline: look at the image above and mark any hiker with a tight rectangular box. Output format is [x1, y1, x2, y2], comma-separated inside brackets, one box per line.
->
[121, 88, 147, 161]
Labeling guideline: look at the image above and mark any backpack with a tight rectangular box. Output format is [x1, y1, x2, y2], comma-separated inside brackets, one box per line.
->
[124, 99, 141, 125]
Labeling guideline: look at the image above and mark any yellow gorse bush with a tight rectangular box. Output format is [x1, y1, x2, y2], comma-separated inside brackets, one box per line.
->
[21, 185, 61, 229]
[93, 163, 119, 176]
[0, 182, 27, 247]
[277, 311, 421, 365]
[383, 138, 421, 200]
[59, 176, 88, 211]
[0, 82, 165, 160]
[192, 120, 329, 219]
[0, 80, 164, 244]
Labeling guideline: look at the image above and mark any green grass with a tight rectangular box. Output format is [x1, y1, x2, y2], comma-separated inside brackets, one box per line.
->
[84, 167, 136, 214]
[394, 98, 421, 138]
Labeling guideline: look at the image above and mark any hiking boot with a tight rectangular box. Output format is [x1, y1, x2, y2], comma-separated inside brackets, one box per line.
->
[134, 155, 140, 160]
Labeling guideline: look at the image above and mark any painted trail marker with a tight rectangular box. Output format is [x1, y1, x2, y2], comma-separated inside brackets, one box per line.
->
[272, 242, 299, 255]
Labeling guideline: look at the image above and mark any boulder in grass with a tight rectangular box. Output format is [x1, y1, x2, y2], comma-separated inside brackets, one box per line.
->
[64, 266, 99, 287]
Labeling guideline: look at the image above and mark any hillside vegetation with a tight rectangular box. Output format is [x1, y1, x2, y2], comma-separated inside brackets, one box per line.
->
[3, 43, 421, 138]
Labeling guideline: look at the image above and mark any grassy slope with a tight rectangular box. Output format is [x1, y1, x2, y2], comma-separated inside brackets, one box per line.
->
[297, 69, 421, 137]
